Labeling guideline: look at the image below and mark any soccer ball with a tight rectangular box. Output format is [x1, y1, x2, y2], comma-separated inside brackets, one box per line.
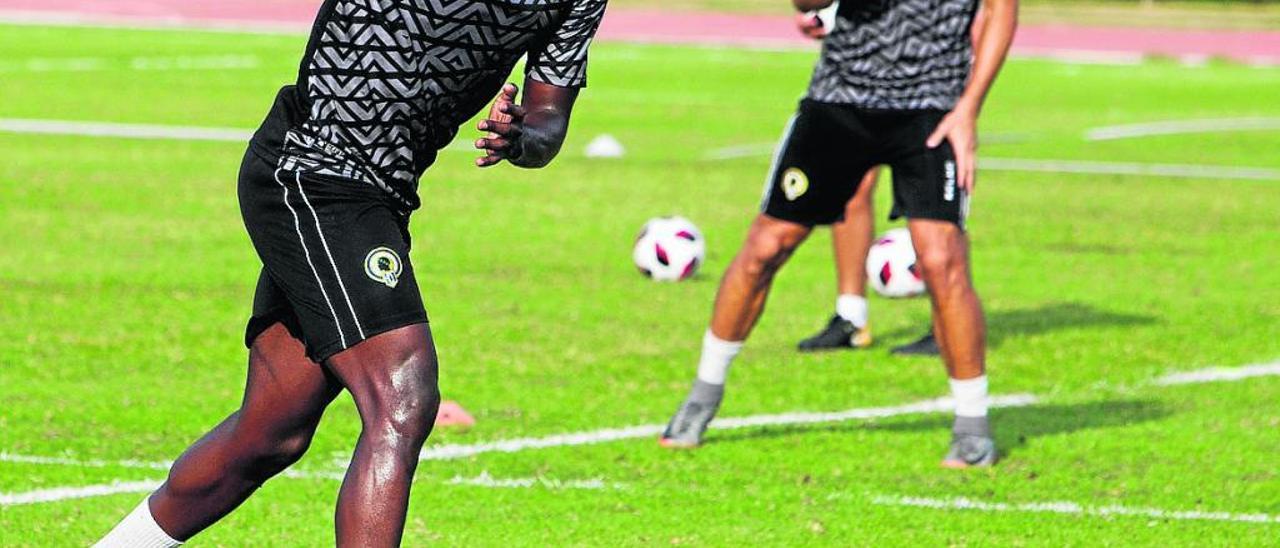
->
[633, 216, 705, 282]
[866, 228, 926, 298]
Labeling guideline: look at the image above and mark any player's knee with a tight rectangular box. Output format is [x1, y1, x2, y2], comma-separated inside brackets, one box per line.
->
[244, 430, 315, 481]
[367, 348, 441, 447]
[743, 231, 799, 277]
[916, 245, 967, 290]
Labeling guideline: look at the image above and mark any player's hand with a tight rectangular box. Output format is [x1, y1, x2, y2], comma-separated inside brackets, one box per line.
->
[475, 83, 527, 167]
[926, 106, 978, 193]
[795, 13, 827, 40]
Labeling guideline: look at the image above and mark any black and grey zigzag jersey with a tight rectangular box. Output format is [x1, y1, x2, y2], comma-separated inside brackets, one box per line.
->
[248, 0, 607, 211]
[807, 0, 978, 110]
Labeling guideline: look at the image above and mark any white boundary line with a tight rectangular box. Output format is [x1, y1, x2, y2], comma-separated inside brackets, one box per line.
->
[0, 471, 608, 506]
[980, 157, 1280, 181]
[871, 494, 1280, 525]
[1155, 361, 1280, 386]
[2, 359, 1277, 507]
[417, 394, 1037, 461]
[1, 480, 161, 507]
[446, 471, 624, 491]
[0, 119, 479, 151]
[1085, 117, 1280, 141]
[0, 118, 252, 142]
[704, 143, 1280, 182]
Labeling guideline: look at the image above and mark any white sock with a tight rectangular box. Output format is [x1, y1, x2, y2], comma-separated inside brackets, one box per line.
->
[949, 375, 989, 418]
[835, 294, 868, 327]
[95, 498, 183, 548]
[695, 330, 744, 385]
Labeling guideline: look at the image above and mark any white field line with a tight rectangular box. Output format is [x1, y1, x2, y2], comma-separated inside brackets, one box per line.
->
[1085, 117, 1280, 141]
[1155, 360, 1280, 386]
[0, 471, 606, 506]
[0, 54, 260, 73]
[704, 142, 776, 160]
[446, 471, 624, 490]
[0, 119, 253, 142]
[980, 157, 1280, 181]
[0, 119, 480, 152]
[417, 394, 1038, 461]
[705, 144, 1280, 181]
[0, 480, 161, 507]
[1, 358, 1276, 507]
[0, 452, 342, 482]
[705, 133, 1033, 161]
[0, 452, 171, 470]
[871, 494, 1280, 525]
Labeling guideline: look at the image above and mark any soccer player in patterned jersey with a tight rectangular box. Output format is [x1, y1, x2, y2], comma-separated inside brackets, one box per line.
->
[95, 0, 606, 546]
[661, 0, 1018, 468]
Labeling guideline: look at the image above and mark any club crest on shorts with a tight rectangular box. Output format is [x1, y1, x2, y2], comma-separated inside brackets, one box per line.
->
[364, 247, 403, 288]
[781, 168, 809, 201]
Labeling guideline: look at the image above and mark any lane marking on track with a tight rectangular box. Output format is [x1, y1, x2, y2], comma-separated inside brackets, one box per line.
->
[417, 394, 1038, 461]
[871, 494, 1280, 525]
[0, 54, 260, 73]
[0, 10, 307, 35]
[1085, 117, 1280, 141]
[1011, 49, 1145, 66]
[1155, 360, 1280, 386]
[0, 480, 161, 507]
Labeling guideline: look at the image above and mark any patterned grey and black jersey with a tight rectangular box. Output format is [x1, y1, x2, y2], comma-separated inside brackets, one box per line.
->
[806, 0, 978, 110]
[250, 0, 607, 211]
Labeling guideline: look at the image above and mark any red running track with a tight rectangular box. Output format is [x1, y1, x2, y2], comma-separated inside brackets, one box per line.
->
[1, 0, 1277, 64]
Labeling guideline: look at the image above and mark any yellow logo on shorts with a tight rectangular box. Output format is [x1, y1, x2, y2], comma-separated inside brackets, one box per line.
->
[364, 247, 403, 289]
[781, 168, 809, 201]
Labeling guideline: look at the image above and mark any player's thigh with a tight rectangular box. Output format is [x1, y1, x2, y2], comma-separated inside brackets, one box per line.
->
[886, 112, 969, 229]
[324, 323, 440, 431]
[239, 158, 428, 364]
[761, 101, 877, 227]
[238, 323, 342, 437]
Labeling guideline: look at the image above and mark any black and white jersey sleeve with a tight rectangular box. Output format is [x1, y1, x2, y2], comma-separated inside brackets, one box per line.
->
[251, 0, 609, 213]
[525, 0, 607, 87]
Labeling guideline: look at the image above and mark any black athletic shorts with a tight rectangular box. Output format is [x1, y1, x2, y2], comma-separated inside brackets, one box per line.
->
[238, 149, 427, 362]
[761, 99, 970, 228]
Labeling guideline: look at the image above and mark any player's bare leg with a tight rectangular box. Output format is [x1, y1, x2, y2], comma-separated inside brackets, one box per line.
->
[799, 169, 878, 351]
[907, 219, 994, 467]
[324, 323, 440, 547]
[662, 214, 811, 447]
[97, 323, 341, 546]
[832, 171, 878, 299]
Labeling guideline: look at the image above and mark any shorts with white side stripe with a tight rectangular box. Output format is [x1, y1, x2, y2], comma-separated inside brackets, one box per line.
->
[238, 149, 427, 362]
[760, 100, 969, 229]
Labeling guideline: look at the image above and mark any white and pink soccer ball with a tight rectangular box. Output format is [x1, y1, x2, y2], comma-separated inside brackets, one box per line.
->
[633, 216, 705, 282]
[866, 228, 926, 298]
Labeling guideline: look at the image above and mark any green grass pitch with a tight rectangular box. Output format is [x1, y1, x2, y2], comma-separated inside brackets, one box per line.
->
[1, 23, 1279, 545]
